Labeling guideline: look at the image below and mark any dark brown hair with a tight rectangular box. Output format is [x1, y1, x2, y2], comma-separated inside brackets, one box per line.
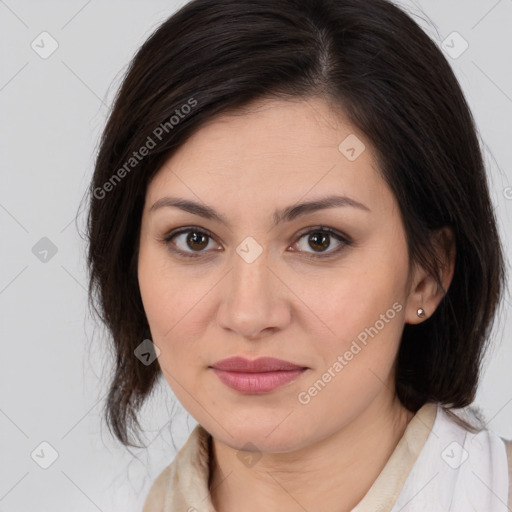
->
[82, 0, 506, 447]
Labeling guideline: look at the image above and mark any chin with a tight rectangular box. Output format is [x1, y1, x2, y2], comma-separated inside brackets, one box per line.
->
[211, 421, 311, 454]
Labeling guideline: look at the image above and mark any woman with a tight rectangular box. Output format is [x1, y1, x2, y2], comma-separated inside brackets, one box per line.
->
[84, 0, 512, 510]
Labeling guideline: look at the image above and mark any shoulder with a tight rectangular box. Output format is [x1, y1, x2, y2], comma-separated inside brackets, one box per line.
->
[392, 405, 511, 511]
[142, 424, 212, 512]
[501, 437, 512, 511]
[434, 406, 511, 497]
[142, 464, 173, 512]
[503, 437, 512, 481]
[504, 437, 512, 457]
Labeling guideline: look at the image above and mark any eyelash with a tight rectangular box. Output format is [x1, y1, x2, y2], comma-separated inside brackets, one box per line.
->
[161, 225, 351, 260]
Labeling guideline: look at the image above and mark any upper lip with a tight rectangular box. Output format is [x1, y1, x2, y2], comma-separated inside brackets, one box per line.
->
[210, 356, 307, 373]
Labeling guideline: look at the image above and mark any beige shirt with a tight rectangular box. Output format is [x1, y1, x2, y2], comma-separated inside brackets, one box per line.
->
[143, 402, 512, 511]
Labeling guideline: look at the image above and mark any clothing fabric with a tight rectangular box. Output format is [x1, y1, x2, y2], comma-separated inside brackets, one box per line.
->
[143, 402, 512, 512]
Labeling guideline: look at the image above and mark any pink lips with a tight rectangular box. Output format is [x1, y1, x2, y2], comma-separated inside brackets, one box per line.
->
[210, 356, 307, 394]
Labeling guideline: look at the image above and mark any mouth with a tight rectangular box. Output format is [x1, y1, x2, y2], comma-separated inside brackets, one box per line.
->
[209, 356, 308, 394]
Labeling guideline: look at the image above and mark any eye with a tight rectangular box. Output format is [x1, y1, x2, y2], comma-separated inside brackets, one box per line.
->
[292, 227, 350, 258]
[163, 227, 220, 258]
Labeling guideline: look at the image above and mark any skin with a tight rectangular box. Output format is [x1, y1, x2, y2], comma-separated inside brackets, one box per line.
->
[137, 96, 455, 512]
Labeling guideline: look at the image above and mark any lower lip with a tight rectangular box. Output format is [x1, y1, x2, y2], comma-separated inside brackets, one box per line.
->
[211, 368, 307, 394]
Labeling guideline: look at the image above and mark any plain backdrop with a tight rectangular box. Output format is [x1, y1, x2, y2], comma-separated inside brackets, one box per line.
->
[1, 0, 511, 510]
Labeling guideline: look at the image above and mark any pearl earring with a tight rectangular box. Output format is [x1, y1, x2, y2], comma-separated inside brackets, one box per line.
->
[417, 307, 426, 318]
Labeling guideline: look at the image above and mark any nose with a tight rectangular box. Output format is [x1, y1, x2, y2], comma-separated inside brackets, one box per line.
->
[216, 244, 291, 340]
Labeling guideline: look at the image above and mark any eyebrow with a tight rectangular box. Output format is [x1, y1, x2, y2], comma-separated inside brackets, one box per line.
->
[149, 194, 370, 228]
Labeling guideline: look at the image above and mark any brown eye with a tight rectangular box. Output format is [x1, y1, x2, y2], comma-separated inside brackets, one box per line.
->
[293, 227, 350, 258]
[186, 231, 209, 251]
[307, 232, 331, 252]
[164, 227, 219, 258]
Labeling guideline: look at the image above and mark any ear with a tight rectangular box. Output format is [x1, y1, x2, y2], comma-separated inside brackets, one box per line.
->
[404, 226, 456, 325]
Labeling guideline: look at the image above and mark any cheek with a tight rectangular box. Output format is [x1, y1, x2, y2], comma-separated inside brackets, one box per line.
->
[138, 248, 185, 352]
[311, 285, 404, 371]
[310, 248, 408, 363]
[139, 240, 190, 326]
[137, 246, 217, 375]
[296, 272, 406, 419]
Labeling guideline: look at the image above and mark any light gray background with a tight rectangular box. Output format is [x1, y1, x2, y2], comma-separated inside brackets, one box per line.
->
[1, 1, 511, 510]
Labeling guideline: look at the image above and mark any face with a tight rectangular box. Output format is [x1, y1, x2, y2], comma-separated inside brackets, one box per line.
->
[138, 96, 416, 453]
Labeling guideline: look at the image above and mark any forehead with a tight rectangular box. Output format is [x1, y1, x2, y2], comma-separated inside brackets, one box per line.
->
[146, 97, 390, 215]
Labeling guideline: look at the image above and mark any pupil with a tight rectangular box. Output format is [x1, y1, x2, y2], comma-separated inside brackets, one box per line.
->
[188, 232, 208, 250]
[310, 232, 329, 251]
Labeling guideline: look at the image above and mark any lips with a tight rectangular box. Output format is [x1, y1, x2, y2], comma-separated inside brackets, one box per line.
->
[209, 356, 308, 394]
[210, 356, 306, 372]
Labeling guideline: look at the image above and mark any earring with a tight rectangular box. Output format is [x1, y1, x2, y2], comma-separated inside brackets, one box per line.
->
[417, 307, 426, 318]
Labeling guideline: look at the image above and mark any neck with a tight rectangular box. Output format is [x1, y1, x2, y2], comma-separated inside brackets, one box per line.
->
[208, 393, 415, 512]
